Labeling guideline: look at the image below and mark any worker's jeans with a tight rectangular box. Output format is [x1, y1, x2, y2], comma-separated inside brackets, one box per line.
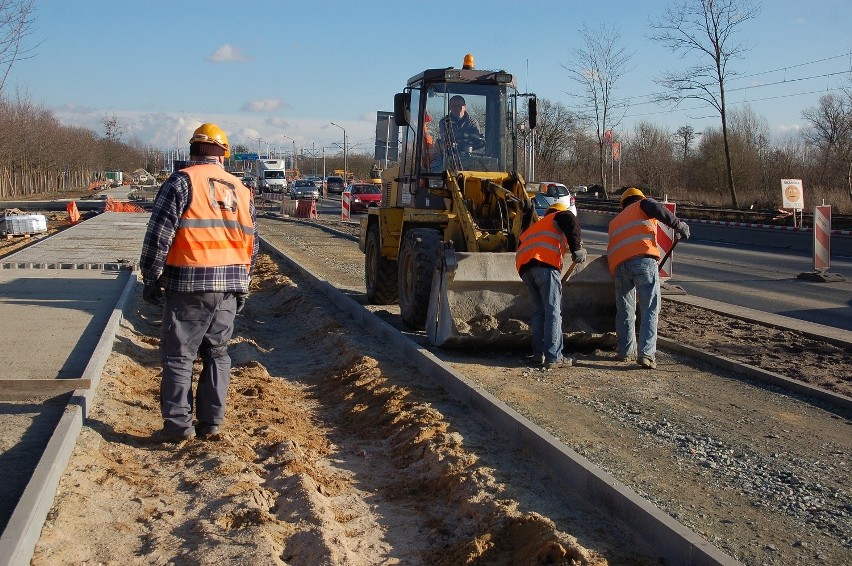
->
[159, 291, 237, 433]
[614, 256, 660, 361]
[521, 265, 564, 363]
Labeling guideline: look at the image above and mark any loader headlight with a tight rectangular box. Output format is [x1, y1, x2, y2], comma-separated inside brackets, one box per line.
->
[428, 178, 444, 189]
[444, 69, 461, 80]
[494, 72, 512, 83]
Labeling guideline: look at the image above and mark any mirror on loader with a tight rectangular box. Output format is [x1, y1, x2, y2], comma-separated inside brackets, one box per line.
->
[394, 92, 410, 128]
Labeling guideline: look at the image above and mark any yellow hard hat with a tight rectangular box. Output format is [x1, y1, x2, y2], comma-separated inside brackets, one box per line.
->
[620, 187, 645, 206]
[545, 202, 568, 215]
[189, 123, 230, 157]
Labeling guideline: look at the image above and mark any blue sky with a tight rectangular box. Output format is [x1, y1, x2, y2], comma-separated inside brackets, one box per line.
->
[8, 0, 851, 158]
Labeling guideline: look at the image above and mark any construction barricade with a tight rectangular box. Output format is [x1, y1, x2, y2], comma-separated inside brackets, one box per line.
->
[341, 192, 351, 220]
[295, 199, 317, 219]
[798, 204, 846, 282]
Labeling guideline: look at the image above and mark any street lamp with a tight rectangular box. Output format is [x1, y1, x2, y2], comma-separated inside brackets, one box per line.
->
[282, 134, 296, 175]
[330, 122, 347, 183]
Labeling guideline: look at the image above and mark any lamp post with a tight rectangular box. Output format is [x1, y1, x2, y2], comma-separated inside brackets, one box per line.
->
[282, 134, 296, 176]
[330, 122, 347, 183]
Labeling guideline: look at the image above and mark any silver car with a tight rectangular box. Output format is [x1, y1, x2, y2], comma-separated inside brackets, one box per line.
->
[291, 179, 320, 200]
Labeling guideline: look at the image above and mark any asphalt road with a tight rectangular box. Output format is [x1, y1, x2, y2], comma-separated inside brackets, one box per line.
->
[582, 227, 852, 331]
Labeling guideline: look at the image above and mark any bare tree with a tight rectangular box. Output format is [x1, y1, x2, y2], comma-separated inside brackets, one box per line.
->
[801, 93, 852, 202]
[0, 0, 36, 93]
[625, 121, 677, 192]
[674, 124, 698, 161]
[650, 0, 761, 209]
[563, 23, 632, 198]
[530, 98, 583, 181]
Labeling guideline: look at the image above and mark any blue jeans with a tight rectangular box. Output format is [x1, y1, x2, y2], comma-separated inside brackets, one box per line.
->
[614, 256, 660, 360]
[521, 265, 563, 363]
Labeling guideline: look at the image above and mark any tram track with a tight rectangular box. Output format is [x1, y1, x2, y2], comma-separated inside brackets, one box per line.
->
[256, 215, 852, 565]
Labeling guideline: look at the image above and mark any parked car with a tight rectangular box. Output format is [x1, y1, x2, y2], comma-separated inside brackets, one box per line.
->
[242, 176, 257, 190]
[345, 183, 382, 213]
[529, 192, 552, 217]
[290, 179, 320, 200]
[533, 181, 577, 216]
[574, 185, 588, 193]
[325, 175, 346, 194]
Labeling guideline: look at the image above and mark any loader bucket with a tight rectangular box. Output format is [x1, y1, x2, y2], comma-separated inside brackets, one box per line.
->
[426, 250, 616, 348]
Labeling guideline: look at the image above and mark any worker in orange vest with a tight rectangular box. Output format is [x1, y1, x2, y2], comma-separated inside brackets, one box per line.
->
[139, 122, 258, 443]
[607, 187, 690, 369]
[516, 202, 586, 369]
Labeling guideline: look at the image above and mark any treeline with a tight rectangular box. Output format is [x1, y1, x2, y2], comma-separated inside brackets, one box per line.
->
[529, 95, 852, 214]
[0, 96, 149, 198]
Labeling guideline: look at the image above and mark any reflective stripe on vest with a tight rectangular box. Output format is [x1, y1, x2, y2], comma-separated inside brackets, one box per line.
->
[515, 214, 568, 273]
[166, 163, 254, 269]
[606, 201, 658, 274]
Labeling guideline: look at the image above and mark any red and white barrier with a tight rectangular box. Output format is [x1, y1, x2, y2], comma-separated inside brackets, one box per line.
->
[813, 205, 831, 271]
[657, 200, 676, 279]
[296, 199, 317, 219]
[341, 192, 351, 220]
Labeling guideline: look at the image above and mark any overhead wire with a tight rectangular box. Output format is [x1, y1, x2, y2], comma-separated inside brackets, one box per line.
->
[564, 50, 852, 120]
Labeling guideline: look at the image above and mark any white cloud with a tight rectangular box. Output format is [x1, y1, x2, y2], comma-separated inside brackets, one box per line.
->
[242, 98, 284, 112]
[207, 44, 251, 63]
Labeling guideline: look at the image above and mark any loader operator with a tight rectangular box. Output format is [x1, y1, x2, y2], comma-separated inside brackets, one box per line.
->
[140, 122, 259, 443]
[516, 202, 587, 370]
[607, 187, 690, 370]
[439, 95, 485, 153]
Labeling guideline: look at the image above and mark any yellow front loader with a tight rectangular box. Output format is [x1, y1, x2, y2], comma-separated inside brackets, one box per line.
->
[359, 55, 614, 347]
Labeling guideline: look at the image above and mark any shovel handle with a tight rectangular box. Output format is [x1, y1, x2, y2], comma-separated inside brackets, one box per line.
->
[658, 236, 680, 271]
[561, 260, 578, 283]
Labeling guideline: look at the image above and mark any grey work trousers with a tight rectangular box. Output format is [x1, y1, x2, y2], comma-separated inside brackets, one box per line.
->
[159, 291, 237, 433]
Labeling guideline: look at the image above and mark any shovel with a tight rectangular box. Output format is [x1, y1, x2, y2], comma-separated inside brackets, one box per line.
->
[561, 260, 579, 283]
[658, 236, 680, 271]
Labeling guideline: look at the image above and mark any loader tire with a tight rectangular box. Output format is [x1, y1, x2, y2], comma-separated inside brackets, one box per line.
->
[365, 222, 398, 304]
[398, 228, 442, 330]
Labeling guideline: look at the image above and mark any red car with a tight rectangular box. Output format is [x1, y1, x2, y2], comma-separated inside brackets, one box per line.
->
[346, 183, 382, 213]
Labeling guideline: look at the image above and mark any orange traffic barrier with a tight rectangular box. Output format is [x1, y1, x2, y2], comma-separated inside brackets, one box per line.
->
[104, 197, 144, 213]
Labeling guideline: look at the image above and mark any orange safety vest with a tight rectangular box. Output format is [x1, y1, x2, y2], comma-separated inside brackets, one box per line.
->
[165, 163, 254, 270]
[515, 214, 568, 273]
[607, 201, 659, 274]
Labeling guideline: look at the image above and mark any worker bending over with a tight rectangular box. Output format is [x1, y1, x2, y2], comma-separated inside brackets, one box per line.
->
[607, 187, 690, 369]
[516, 202, 587, 369]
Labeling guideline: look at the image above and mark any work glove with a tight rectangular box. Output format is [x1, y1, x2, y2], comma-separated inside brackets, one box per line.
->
[571, 248, 587, 264]
[676, 222, 691, 240]
[142, 283, 163, 306]
[235, 293, 247, 313]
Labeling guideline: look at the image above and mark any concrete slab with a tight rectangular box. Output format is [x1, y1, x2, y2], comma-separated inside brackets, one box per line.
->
[3, 212, 148, 267]
[0, 211, 148, 562]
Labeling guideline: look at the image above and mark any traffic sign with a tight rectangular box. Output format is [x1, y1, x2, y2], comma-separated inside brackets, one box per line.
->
[233, 153, 259, 161]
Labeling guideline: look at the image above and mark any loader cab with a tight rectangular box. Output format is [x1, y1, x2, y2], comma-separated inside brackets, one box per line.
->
[393, 66, 533, 210]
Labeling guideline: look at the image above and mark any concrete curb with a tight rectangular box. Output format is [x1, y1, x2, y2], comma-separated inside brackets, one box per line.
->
[259, 237, 739, 566]
[0, 271, 137, 566]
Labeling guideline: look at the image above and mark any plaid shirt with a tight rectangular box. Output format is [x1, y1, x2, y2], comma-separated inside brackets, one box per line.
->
[139, 158, 259, 294]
